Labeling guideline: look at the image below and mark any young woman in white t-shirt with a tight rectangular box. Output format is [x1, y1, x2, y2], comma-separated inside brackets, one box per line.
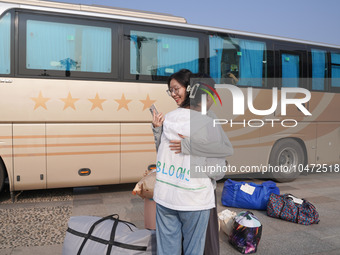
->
[152, 70, 233, 255]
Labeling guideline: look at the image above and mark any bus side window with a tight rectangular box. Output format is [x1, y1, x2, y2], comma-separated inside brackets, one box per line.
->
[209, 35, 239, 84]
[311, 49, 327, 91]
[128, 30, 199, 78]
[26, 20, 111, 74]
[330, 52, 340, 88]
[209, 35, 267, 87]
[281, 53, 300, 87]
[0, 13, 11, 75]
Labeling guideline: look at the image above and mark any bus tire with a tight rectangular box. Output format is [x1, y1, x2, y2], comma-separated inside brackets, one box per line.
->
[268, 138, 304, 182]
[0, 160, 5, 193]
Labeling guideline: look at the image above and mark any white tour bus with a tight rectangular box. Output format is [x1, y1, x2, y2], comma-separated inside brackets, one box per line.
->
[0, 0, 339, 200]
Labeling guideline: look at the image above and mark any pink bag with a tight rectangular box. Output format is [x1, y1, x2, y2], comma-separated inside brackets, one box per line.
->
[144, 198, 156, 230]
[132, 171, 156, 199]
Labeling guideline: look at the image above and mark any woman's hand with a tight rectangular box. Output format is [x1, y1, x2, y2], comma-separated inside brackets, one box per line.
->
[152, 110, 164, 128]
[169, 134, 185, 154]
[227, 72, 238, 85]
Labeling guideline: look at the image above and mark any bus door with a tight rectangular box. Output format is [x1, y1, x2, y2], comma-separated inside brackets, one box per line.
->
[274, 43, 309, 117]
[274, 43, 316, 164]
[312, 49, 340, 165]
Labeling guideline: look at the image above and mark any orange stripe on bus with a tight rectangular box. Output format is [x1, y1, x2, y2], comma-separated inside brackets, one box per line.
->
[234, 142, 273, 149]
[121, 149, 156, 153]
[0, 133, 153, 140]
[0, 141, 154, 149]
[2, 149, 156, 158]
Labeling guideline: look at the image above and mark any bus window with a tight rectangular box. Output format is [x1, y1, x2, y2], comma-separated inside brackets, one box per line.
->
[331, 53, 340, 88]
[281, 53, 300, 87]
[0, 13, 11, 74]
[26, 20, 111, 73]
[209, 35, 267, 87]
[129, 30, 199, 77]
[311, 49, 327, 91]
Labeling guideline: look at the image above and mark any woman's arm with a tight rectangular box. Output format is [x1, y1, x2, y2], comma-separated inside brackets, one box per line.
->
[181, 110, 233, 158]
[181, 132, 233, 158]
[151, 111, 164, 152]
[152, 125, 163, 152]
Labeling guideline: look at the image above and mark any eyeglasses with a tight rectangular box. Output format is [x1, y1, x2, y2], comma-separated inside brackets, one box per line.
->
[166, 87, 181, 96]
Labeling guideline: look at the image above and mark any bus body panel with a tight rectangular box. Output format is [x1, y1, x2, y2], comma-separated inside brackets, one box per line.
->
[0, 77, 175, 191]
[46, 123, 121, 189]
[316, 123, 340, 164]
[0, 78, 174, 122]
[0, 124, 13, 187]
[213, 87, 320, 171]
[13, 123, 46, 190]
[121, 123, 156, 183]
[309, 92, 340, 122]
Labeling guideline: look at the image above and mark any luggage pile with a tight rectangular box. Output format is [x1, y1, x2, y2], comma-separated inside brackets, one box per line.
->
[220, 179, 320, 254]
[63, 179, 320, 255]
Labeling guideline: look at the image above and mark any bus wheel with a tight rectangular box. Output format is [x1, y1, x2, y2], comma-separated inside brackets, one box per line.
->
[268, 138, 305, 182]
[0, 161, 5, 193]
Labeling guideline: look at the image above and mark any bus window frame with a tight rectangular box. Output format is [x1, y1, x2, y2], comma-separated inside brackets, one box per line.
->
[122, 23, 205, 82]
[0, 10, 14, 77]
[228, 33, 272, 89]
[207, 32, 236, 85]
[17, 11, 118, 80]
[207, 32, 273, 88]
[329, 49, 340, 93]
[307, 45, 329, 93]
[274, 42, 308, 89]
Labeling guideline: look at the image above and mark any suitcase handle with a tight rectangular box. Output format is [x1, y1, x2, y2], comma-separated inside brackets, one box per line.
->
[77, 214, 119, 255]
[76, 214, 140, 255]
[107, 216, 120, 255]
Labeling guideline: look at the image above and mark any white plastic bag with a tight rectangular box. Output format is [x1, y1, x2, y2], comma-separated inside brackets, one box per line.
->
[218, 209, 237, 237]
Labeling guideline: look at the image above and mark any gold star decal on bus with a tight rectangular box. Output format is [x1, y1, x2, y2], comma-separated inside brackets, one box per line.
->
[88, 93, 106, 111]
[31, 91, 50, 110]
[60, 92, 79, 110]
[140, 94, 156, 111]
[114, 94, 132, 111]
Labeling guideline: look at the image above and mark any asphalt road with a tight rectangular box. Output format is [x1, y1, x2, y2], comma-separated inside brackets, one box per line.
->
[1, 171, 340, 255]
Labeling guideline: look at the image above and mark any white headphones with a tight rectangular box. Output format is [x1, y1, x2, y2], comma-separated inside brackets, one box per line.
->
[186, 83, 201, 99]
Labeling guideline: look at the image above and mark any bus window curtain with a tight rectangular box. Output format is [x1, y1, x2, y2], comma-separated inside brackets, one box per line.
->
[312, 49, 326, 90]
[81, 27, 111, 73]
[0, 13, 11, 74]
[331, 53, 340, 87]
[282, 53, 299, 87]
[238, 39, 265, 87]
[209, 35, 224, 83]
[26, 20, 76, 71]
[156, 35, 198, 76]
[129, 33, 138, 74]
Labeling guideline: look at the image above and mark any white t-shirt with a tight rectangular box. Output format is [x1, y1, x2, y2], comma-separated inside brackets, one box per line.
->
[153, 108, 216, 211]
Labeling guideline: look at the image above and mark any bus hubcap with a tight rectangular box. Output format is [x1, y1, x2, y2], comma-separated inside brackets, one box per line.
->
[278, 148, 297, 172]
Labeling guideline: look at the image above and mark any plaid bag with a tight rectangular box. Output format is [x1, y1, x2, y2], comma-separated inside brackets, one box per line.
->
[266, 193, 320, 225]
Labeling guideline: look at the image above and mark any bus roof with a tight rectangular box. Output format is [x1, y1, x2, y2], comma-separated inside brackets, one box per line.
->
[0, 0, 187, 23]
[1, 0, 339, 49]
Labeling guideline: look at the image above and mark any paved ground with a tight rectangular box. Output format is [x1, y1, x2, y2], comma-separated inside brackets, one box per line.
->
[1, 171, 340, 255]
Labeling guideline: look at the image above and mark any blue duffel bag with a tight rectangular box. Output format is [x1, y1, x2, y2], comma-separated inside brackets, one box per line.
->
[221, 179, 280, 210]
